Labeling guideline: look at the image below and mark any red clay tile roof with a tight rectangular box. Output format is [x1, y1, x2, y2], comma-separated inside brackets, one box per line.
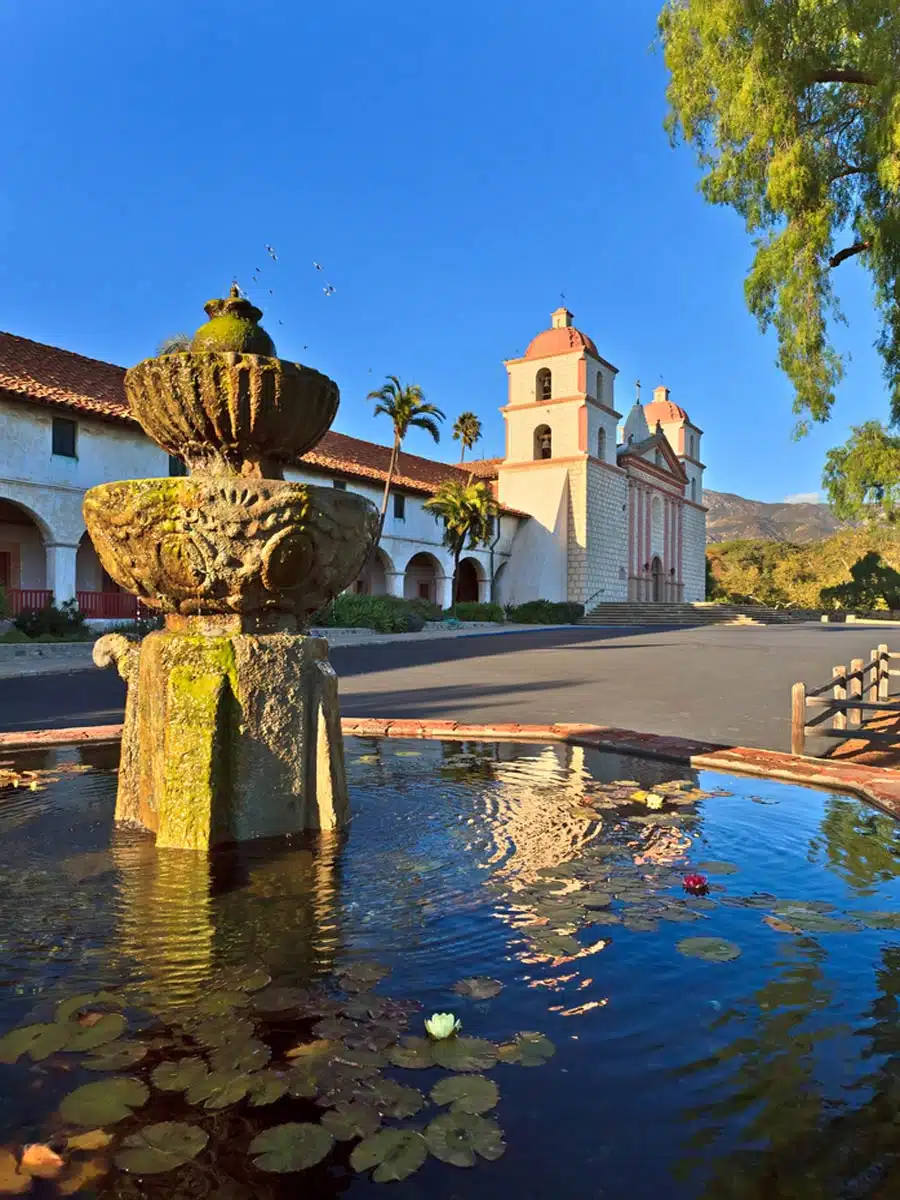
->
[0, 331, 520, 509]
[524, 325, 600, 360]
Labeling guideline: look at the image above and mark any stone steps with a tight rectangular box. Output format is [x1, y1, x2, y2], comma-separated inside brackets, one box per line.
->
[579, 603, 807, 627]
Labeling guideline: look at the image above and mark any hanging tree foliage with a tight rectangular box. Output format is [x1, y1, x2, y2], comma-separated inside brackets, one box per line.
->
[659, 0, 900, 431]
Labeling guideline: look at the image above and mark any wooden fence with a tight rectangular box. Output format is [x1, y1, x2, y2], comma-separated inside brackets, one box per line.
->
[791, 643, 900, 755]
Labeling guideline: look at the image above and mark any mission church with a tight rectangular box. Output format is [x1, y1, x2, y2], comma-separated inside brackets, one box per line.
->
[0, 307, 706, 620]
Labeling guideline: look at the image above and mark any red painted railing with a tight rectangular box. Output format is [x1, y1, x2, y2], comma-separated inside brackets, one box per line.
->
[76, 591, 142, 620]
[5, 589, 53, 616]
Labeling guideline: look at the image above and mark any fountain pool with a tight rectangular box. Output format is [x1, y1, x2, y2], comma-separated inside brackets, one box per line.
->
[2, 737, 900, 1197]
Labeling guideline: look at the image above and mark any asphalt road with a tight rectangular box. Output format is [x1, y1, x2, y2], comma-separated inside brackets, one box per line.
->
[0, 623, 889, 753]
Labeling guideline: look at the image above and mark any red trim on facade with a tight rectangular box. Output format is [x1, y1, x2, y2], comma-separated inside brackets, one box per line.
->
[578, 404, 587, 452]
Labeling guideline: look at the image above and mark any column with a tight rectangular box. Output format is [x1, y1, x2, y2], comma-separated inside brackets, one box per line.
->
[384, 571, 405, 599]
[628, 486, 636, 595]
[676, 502, 684, 599]
[435, 574, 453, 611]
[644, 489, 652, 601]
[663, 498, 671, 600]
[46, 542, 79, 605]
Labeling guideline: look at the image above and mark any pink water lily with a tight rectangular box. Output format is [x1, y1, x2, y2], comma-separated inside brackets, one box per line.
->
[683, 873, 709, 895]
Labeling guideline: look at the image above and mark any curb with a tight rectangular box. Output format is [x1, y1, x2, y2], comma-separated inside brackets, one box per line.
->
[4, 719, 900, 819]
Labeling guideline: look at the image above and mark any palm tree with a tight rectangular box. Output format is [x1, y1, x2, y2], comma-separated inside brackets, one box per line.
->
[156, 333, 192, 356]
[424, 479, 499, 614]
[368, 376, 445, 544]
[452, 412, 482, 468]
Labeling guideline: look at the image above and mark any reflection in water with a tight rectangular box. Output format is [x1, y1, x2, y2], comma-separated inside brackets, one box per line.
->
[809, 796, 900, 894]
[112, 830, 344, 1016]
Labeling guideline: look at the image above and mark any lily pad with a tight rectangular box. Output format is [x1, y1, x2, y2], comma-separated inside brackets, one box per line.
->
[425, 1112, 506, 1167]
[341, 961, 391, 987]
[350, 1129, 428, 1183]
[64, 1012, 128, 1052]
[850, 910, 900, 930]
[151, 1057, 209, 1093]
[764, 915, 800, 934]
[81, 1041, 147, 1071]
[453, 977, 503, 1001]
[695, 861, 740, 876]
[773, 899, 836, 915]
[334, 1045, 388, 1069]
[192, 989, 248, 1015]
[216, 966, 272, 993]
[209, 1038, 271, 1074]
[66, 1130, 113, 1152]
[190, 1015, 256, 1047]
[388, 1037, 436, 1069]
[0, 1022, 69, 1064]
[779, 912, 860, 934]
[528, 934, 583, 958]
[677, 936, 742, 963]
[60, 1077, 149, 1126]
[114, 1122, 208, 1174]
[251, 985, 314, 1013]
[366, 1079, 425, 1119]
[285, 1065, 319, 1099]
[246, 1072, 289, 1107]
[430, 1074, 499, 1114]
[248, 1123, 334, 1173]
[497, 1032, 555, 1067]
[432, 1037, 499, 1071]
[322, 1102, 383, 1141]
[0, 1149, 30, 1195]
[580, 891, 612, 909]
[187, 1069, 252, 1110]
[55, 992, 124, 1025]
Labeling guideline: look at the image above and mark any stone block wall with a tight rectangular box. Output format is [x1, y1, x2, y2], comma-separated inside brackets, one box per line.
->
[681, 503, 707, 601]
[566, 461, 629, 606]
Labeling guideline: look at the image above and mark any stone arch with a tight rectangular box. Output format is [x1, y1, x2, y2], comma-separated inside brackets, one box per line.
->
[651, 555, 663, 601]
[353, 545, 395, 596]
[493, 561, 509, 606]
[0, 497, 48, 594]
[597, 427, 607, 461]
[691, 478, 698, 502]
[456, 556, 486, 604]
[534, 424, 552, 460]
[536, 368, 552, 401]
[404, 551, 443, 604]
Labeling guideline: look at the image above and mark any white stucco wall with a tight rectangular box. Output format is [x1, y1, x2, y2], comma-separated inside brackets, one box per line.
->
[507, 355, 581, 405]
[496, 465, 568, 603]
[681, 502, 707, 601]
[0, 520, 45, 589]
[504, 399, 584, 463]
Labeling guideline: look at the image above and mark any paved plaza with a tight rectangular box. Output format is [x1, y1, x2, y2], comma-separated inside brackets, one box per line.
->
[0, 623, 890, 754]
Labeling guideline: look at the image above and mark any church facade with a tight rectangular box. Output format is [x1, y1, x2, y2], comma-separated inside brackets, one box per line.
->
[0, 308, 706, 620]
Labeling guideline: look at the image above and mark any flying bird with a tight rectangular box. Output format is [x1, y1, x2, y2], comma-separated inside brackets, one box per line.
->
[265, 244, 278, 261]
[312, 261, 323, 270]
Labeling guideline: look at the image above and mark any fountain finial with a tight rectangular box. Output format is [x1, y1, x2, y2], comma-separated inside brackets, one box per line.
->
[192, 285, 276, 356]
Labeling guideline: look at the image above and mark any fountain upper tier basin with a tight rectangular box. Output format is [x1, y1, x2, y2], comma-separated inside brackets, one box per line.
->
[125, 351, 339, 475]
[83, 477, 378, 618]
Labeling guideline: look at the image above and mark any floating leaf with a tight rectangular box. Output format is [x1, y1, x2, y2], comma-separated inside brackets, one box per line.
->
[248, 1123, 334, 1173]
[498, 1032, 555, 1067]
[152, 1057, 209, 1093]
[425, 1112, 506, 1167]
[55, 992, 124, 1025]
[334, 1045, 388, 1069]
[190, 1015, 256, 1047]
[285, 1065, 319, 1099]
[192, 989, 248, 1015]
[64, 1012, 127, 1052]
[209, 1038, 271, 1074]
[341, 961, 391, 987]
[216, 966, 272, 993]
[366, 1079, 425, 1119]
[286, 1038, 333, 1062]
[432, 1037, 498, 1072]
[114, 1122, 208, 1174]
[81, 1041, 147, 1071]
[850, 910, 900, 930]
[581, 892, 612, 909]
[322, 1102, 383, 1141]
[528, 934, 582, 958]
[351, 1129, 427, 1182]
[186, 1069, 251, 1110]
[252, 985, 314, 1013]
[20, 1144, 64, 1180]
[764, 915, 800, 934]
[60, 1077, 149, 1126]
[431, 1074, 499, 1114]
[388, 1037, 436, 1070]
[677, 937, 742, 963]
[0, 1149, 30, 1194]
[695, 861, 740, 876]
[453, 977, 503, 1001]
[66, 1130, 112, 1152]
[779, 913, 860, 934]
[246, 1072, 289, 1107]
[772, 900, 836, 916]
[0, 1022, 68, 1064]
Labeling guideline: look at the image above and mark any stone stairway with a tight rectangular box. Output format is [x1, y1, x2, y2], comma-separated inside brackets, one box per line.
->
[579, 602, 810, 627]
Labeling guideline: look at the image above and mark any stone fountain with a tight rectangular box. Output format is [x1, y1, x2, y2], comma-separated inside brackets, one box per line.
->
[84, 287, 378, 850]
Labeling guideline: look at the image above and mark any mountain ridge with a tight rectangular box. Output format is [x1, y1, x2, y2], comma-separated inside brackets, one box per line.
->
[704, 489, 845, 544]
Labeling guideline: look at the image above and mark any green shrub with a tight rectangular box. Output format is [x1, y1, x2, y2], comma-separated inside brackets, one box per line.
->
[14, 599, 88, 639]
[505, 600, 584, 625]
[446, 601, 504, 623]
[407, 597, 443, 622]
[317, 593, 422, 633]
[0, 629, 30, 643]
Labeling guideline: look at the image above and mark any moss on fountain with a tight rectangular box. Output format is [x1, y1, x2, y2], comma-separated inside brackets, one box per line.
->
[191, 283, 276, 356]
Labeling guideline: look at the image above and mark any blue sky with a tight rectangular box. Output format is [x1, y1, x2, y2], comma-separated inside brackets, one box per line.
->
[0, 0, 888, 502]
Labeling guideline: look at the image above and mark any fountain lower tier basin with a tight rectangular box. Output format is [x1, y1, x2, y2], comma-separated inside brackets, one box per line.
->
[93, 627, 347, 849]
[2, 737, 900, 1197]
[82, 477, 378, 617]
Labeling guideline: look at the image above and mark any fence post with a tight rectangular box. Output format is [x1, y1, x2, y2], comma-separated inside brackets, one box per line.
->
[791, 682, 807, 756]
[849, 657, 864, 729]
[869, 649, 880, 706]
[879, 643, 890, 702]
[833, 666, 847, 732]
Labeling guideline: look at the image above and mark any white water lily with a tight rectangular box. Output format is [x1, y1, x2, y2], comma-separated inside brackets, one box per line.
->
[425, 1013, 461, 1040]
[645, 794, 665, 811]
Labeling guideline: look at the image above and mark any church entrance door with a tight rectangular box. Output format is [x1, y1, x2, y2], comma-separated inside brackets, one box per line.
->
[651, 556, 663, 602]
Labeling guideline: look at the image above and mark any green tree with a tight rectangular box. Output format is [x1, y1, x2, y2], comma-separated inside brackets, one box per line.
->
[820, 549, 900, 609]
[452, 411, 482, 468]
[424, 480, 499, 614]
[368, 376, 445, 544]
[660, 1, 900, 430]
[823, 421, 900, 522]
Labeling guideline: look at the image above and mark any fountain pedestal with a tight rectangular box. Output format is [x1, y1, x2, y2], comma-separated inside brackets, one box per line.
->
[85, 288, 377, 849]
